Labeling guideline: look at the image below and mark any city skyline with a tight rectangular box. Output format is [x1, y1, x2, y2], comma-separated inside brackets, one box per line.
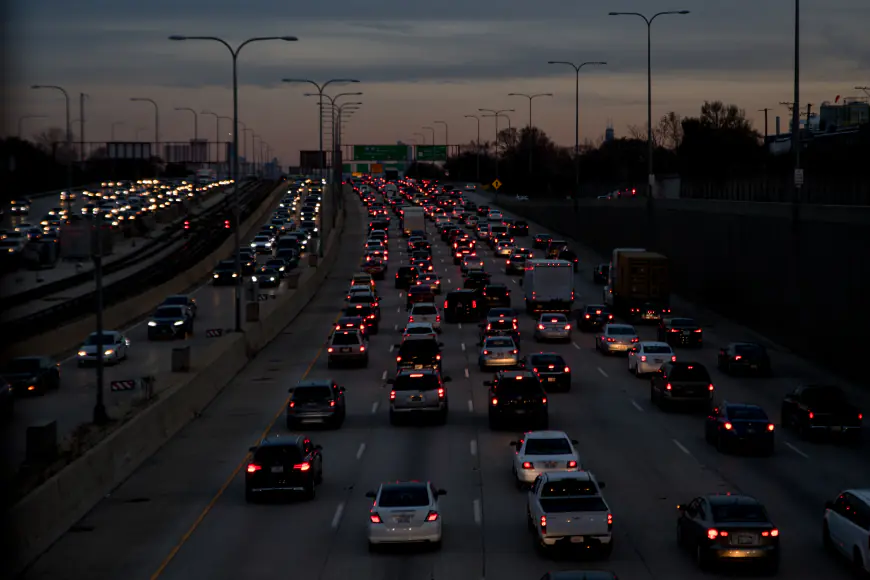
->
[5, 0, 868, 164]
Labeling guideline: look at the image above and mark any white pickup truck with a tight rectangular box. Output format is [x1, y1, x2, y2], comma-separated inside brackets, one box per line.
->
[526, 470, 613, 556]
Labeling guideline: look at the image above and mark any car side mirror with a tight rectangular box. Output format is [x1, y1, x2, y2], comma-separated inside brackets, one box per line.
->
[437, 489, 447, 496]
[443, 376, 452, 382]
[825, 500, 834, 510]
[483, 381, 493, 386]
[314, 444, 323, 451]
[385, 378, 395, 385]
[365, 491, 376, 499]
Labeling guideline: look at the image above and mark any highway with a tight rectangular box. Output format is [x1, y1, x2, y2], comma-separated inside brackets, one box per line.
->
[3, 181, 310, 481]
[21, 188, 867, 579]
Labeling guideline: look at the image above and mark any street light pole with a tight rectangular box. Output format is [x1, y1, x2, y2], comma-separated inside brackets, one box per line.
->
[414, 132, 426, 146]
[608, 10, 689, 202]
[79, 93, 88, 164]
[17, 115, 46, 139]
[478, 109, 514, 182]
[130, 97, 160, 170]
[546, 61, 606, 201]
[464, 115, 481, 183]
[92, 210, 108, 425]
[170, 34, 299, 334]
[507, 93, 553, 175]
[422, 126, 436, 151]
[433, 121, 448, 164]
[201, 110, 220, 165]
[31, 84, 72, 189]
[175, 107, 199, 140]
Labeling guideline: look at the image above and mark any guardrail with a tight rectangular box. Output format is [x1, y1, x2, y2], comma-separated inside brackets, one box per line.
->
[2, 182, 237, 309]
[1, 180, 278, 341]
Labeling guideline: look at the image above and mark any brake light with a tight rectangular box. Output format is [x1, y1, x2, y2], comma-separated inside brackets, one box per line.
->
[666, 383, 672, 390]
[724, 422, 733, 430]
[247, 464, 262, 473]
[491, 397, 498, 406]
[542, 397, 548, 404]
[443, 301, 448, 309]
[370, 513, 382, 523]
[396, 356, 402, 362]
[860, 414, 864, 421]
[409, 316, 414, 323]
[640, 355, 648, 362]
[472, 300, 477, 309]
[335, 325, 341, 330]
[437, 388, 445, 398]
[293, 462, 310, 471]
[707, 529, 720, 540]
[606, 337, 615, 342]
[585, 314, 590, 319]
[767, 423, 774, 431]
[426, 511, 439, 522]
[694, 328, 703, 333]
[564, 366, 570, 373]
[565, 325, 571, 330]
[328, 347, 334, 353]
[436, 315, 441, 322]
[436, 354, 441, 360]
[567, 460, 577, 468]
[671, 355, 677, 362]
[631, 337, 639, 343]
[607, 513, 613, 527]
[809, 411, 814, 419]
[483, 350, 490, 355]
[767, 529, 779, 537]
[734, 355, 742, 361]
[540, 515, 547, 533]
[708, 383, 715, 391]
[390, 390, 396, 400]
[360, 345, 366, 352]
[522, 461, 533, 469]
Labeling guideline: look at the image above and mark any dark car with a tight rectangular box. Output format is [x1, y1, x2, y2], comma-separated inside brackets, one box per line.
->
[443, 289, 482, 322]
[628, 301, 672, 324]
[705, 403, 775, 455]
[344, 304, 379, 334]
[394, 337, 444, 373]
[411, 258, 434, 273]
[348, 292, 380, 320]
[781, 385, 862, 441]
[265, 258, 292, 277]
[676, 494, 780, 573]
[147, 305, 193, 340]
[287, 380, 346, 429]
[395, 265, 420, 289]
[557, 248, 579, 271]
[476, 205, 491, 217]
[546, 240, 568, 259]
[0, 356, 60, 396]
[482, 284, 511, 308]
[505, 248, 533, 275]
[540, 573, 619, 580]
[533, 233, 553, 249]
[161, 294, 197, 317]
[718, 343, 771, 376]
[486, 370, 548, 430]
[522, 352, 571, 392]
[245, 435, 323, 502]
[592, 263, 609, 284]
[256, 267, 282, 288]
[406, 284, 435, 310]
[658, 317, 703, 347]
[479, 316, 521, 347]
[463, 271, 491, 292]
[335, 315, 367, 336]
[578, 304, 613, 331]
[239, 253, 258, 276]
[510, 220, 530, 237]
[411, 240, 431, 253]
[212, 259, 239, 285]
[650, 362, 714, 410]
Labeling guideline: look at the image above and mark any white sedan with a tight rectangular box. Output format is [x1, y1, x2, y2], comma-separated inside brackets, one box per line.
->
[403, 322, 438, 342]
[77, 331, 130, 366]
[510, 430, 581, 487]
[628, 341, 676, 376]
[366, 481, 445, 549]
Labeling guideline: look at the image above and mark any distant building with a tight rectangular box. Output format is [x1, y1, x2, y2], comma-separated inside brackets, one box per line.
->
[605, 121, 614, 143]
[818, 100, 869, 132]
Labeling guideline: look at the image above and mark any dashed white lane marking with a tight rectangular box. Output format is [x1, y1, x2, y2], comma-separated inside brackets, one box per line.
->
[371, 401, 379, 414]
[389, 345, 395, 353]
[597, 367, 609, 378]
[573, 342, 581, 350]
[631, 400, 644, 412]
[381, 370, 387, 380]
[331, 502, 345, 529]
[470, 439, 478, 456]
[394, 324, 398, 331]
[458, 323, 462, 329]
[785, 442, 809, 459]
[356, 443, 366, 460]
[464, 368, 470, 378]
[396, 307, 401, 313]
[473, 499, 482, 525]
[447, 278, 451, 284]
[461, 342, 466, 352]
[672, 439, 692, 457]
[511, 279, 517, 284]
[467, 399, 474, 412]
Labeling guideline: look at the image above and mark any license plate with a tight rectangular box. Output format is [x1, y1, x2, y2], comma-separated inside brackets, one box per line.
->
[414, 364, 424, 370]
[410, 395, 423, 402]
[271, 466, 284, 473]
[514, 409, 526, 414]
[544, 462, 557, 468]
[747, 429, 755, 434]
[340, 347, 351, 353]
[570, 536, 585, 543]
[548, 377, 556, 382]
[394, 515, 412, 524]
[682, 331, 690, 336]
[654, 359, 663, 363]
[684, 390, 696, 395]
[302, 418, 322, 424]
[737, 534, 754, 545]
[831, 426, 843, 432]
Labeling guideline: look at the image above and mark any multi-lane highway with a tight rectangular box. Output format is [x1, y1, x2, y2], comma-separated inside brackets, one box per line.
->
[21, 187, 867, 579]
[3, 182, 310, 476]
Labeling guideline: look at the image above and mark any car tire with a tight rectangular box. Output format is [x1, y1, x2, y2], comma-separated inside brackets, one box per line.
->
[304, 481, 316, 501]
[600, 540, 614, 559]
[389, 410, 398, 426]
[245, 488, 255, 503]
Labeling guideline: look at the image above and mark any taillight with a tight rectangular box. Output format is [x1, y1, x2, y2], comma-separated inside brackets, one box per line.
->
[860, 413, 864, 421]
[564, 366, 570, 373]
[724, 422, 733, 430]
[247, 464, 262, 473]
[522, 461, 533, 469]
[707, 528, 720, 540]
[436, 315, 441, 322]
[360, 345, 366, 352]
[491, 397, 498, 406]
[426, 511, 439, 522]
[512, 349, 517, 354]
[708, 383, 715, 391]
[734, 355, 743, 361]
[289, 401, 295, 408]
[542, 397, 548, 404]
[436, 354, 441, 360]
[540, 515, 547, 533]
[567, 460, 577, 468]
[809, 411, 814, 419]
[537, 324, 544, 330]
[564, 324, 571, 330]
[607, 513, 613, 530]
[390, 390, 396, 400]
[329, 400, 336, 407]
[641, 355, 647, 362]
[694, 328, 702, 333]
[666, 383, 672, 390]
[631, 337, 639, 343]
[409, 316, 414, 322]
[293, 462, 310, 471]
[472, 300, 477, 309]
[767, 423, 774, 431]
[396, 356, 401, 362]
[606, 337, 615, 342]
[585, 314, 590, 319]
[671, 355, 677, 362]
[438, 388, 445, 398]
[443, 301, 448, 309]
[483, 350, 490, 355]
[370, 513, 382, 523]
[327, 347, 334, 353]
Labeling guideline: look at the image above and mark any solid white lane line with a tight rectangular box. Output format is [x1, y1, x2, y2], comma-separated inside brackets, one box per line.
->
[371, 401, 379, 414]
[631, 400, 644, 412]
[470, 440, 478, 456]
[473, 499, 482, 525]
[573, 342, 581, 350]
[331, 502, 345, 529]
[461, 342, 466, 351]
[381, 370, 387, 381]
[467, 399, 474, 412]
[356, 443, 366, 460]
[597, 367, 609, 378]
[464, 368, 470, 378]
[389, 345, 394, 353]
[785, 442, 809, 459]
[672, 439, 692, 457]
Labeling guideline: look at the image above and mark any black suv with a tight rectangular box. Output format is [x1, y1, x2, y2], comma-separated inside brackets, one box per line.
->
[593, 263, 609, 284]
[343, 305, 379, 334]
[245, 435, 323, 502]
[521, 352, 571, 392]
[650, 362, 714, 410]
[578, 304, 613, 331]
[717, 342, 771, 376]
[510, 220, 529, 236]
[395, 265, 420, 289]
[394, 337, 444, 373]
[486, 370, 548, 430]
[443, 289, 482, 322]
[482, 284, 511, 308]
[287, 380, 347, 429]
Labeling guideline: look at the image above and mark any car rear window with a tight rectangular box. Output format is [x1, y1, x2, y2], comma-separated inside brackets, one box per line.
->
[712, 504, 768, 523]
[412, 305, 437, 315]
[293, 386, 332, 402]
[399, 340, 440, 355]
[528, 354, 566, 367]
[670, 318, 697, 327]
[541, 479, 599, 497]
[394, 374, 440, 391]
[608, 326, 636, 335]
[378, 485, 430, 507]
[253, 445, 303, 465]
[643, 345, 672, 354]
[331, 333, 360, 346]
[485, 338, 514, 348]
[489, 320, 514, 330]
[539, 497, 608, 513]
[495, 377, 540, 394]
[735, 344, 766, 356]
[406, 325, 434, 335]
[670, 365, 711, 381]
[348, 295, 373, 305]
[486, 286, 508, 295]
[524, 437, 572, 455]
[727, 406, 768, 420]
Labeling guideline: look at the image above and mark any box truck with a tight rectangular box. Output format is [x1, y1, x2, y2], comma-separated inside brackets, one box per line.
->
[610, 251, 670, 315]
[522, 259, 575, 314]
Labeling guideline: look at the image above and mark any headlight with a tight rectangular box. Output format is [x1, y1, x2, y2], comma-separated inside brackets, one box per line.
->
[270, 277, 276, 281]
[265, 242, 271, 247]
[77, 350, 87, 357]
[214, 274, 219, 278]
[279, 266, 285, 271]
[250, 243, 256, 248]
[148, 321, 157, 326]
[232, 273, 238, 278]
[251, 276, 258, 282]
[174, 320, 184, 326]
[313, 228, 318, 232]
[105, 349, 115, 356]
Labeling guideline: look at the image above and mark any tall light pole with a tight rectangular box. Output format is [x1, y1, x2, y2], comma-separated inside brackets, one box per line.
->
[17, 115, 46, 139]
[283, 78, 360, 181]
[302, 90, 363, 179]
[175, 107, 199, 140]
[79, 93, 89, 164]
[433, 121, 448, 164]
[111, 121, 124, 141]
[422, 126, 436, 150]
[170, 34, 299, 334]
[31, 84, 72, 189]
[608, 10, 689, 202]
[464, 115, 481, 183]
[547, 61, 606, 200]
[508, 92, 553, 175]
[243, 127, 254, 175]
[414, 132, 426, 145]
[479, 109, 514, 181]
[130, 97, 159, 158]
[791, 0, 801, 212]
[335, 103, 362, 176]
[201, 110, 221, 165]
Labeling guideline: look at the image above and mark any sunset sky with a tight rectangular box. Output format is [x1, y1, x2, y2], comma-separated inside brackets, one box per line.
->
[5, 0, 869, 165]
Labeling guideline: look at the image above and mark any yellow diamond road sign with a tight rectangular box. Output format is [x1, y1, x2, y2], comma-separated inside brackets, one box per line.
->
[492, 179, 502, 190]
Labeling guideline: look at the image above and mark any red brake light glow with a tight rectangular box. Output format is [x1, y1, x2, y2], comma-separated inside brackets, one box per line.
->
[426, 511, 439, 522]
[370, 513, 382, 523]
[724, 422, 733, 430]
[522, 461, 533, 469]
[390, 390, 396, 400]
[246, 464, 261, 473]
[293, 462, 310, 471]
[567, 460, 577, 468]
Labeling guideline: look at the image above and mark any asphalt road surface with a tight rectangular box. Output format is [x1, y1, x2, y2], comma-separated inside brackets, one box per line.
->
[21, 191, 865, 580]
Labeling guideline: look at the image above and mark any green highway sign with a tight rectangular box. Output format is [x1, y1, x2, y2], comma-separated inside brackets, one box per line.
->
[353, 145, 409, 162]
[416, 145, 447, 161]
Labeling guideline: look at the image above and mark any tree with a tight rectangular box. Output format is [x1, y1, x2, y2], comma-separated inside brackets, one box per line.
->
[497, 127, 519, 152]
[656, 112, 684, 149]
[699, 101, 754, 132]
[33, 126, 77, 163]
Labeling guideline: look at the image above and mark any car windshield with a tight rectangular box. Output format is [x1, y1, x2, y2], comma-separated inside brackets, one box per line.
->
[643, 345, 672, 354]
[2, 358, 41, 373]
[608, 327, 635, 335]
[406, 325, 434, 335]
[712, 504, 768, 523]
[292, 386, 332, 402]
[253, 445, 302, 465]
[85, 333, 117, 345]
[485, 338, 514, 348]
[331, 333, 360, 346]
[412, 305, 437, 315]
[727, 406, 768, 420]
[528, 354, 566, 367]
[378, 485, 430, 507]
[524, 437, 572, 455]
[541, 480, 599, 497]
[154, 307, 183, 318]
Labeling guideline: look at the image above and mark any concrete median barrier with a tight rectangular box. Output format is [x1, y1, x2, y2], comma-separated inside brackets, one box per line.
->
[4, 184, 354, 576]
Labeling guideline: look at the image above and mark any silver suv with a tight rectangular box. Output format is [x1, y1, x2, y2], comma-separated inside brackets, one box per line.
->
[286, 380, 347, 429]
[387, 369, 452, 425]
[327, 329, 368, 368]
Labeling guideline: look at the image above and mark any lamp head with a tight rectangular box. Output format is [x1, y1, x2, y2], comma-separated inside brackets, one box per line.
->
[678, 10, 690, 14]
[279, 36, 299, 41]
[168, 35, 187, 41]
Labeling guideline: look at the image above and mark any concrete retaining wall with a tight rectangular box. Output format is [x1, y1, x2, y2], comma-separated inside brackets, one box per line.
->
[487, 194, 870, 381]
[4, 185, 352, 576]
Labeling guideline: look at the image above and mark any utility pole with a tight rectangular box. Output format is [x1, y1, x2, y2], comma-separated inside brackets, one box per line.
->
[758, 108, 771, 140]
[80, 93, 87, 165]
[790, 0, 802, 213]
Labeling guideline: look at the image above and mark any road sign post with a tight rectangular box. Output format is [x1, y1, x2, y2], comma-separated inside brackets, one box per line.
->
[492, 179, 502, 191]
